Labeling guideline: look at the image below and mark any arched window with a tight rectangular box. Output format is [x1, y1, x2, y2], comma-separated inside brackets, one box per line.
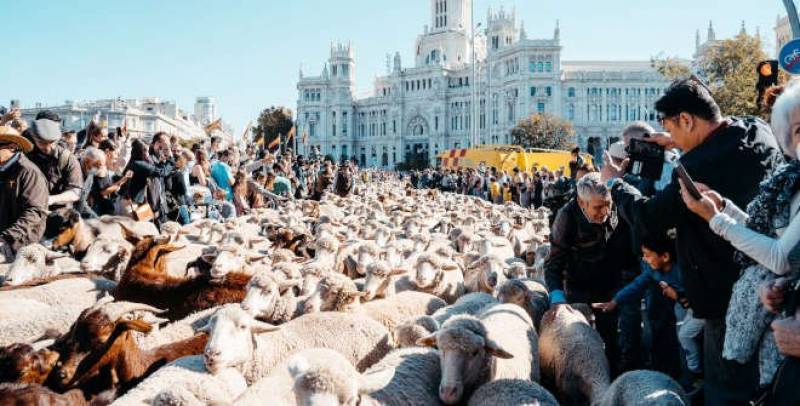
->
[537, 62, 544, 72]
[414, 124, 424, 136]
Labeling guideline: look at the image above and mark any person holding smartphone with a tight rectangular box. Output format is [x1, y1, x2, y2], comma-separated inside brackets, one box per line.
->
[601, 77, 784, 404]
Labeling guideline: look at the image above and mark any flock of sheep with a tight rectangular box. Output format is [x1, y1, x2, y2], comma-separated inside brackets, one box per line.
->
[0, 180, 688, 405]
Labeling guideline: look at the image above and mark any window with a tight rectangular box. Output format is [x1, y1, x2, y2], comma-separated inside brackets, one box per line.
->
[492, 36, 499, 50]
[545, 61, 552, 72]
[332, 111, 336, 136]
[342, 112, 348, 134]
[342, 65, 349, 76]
[546, 87, 552, 97]
[530, 87, 537, 97]
[568, 87, 575, 97]
[537, 62, 544, 72]
[568, 104, 575, 121]
[332, 65, 337, 76]
[537, 103, 545, 113]
[435, 116, 439, 131]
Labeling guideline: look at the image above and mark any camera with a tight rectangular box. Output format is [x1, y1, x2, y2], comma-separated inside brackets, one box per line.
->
[626, 136, 665, 181]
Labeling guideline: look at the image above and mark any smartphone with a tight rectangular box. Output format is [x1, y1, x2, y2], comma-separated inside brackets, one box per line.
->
[674, 162, 703, 200]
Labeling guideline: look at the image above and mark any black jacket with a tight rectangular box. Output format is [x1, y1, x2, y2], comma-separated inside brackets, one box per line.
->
[0, 154, 48, 252]
[612, 117, 783, 319]
[545, 199, 637, 297]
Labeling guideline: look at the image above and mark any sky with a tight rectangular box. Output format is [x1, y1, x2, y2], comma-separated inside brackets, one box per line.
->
[0, 0, 787, 133]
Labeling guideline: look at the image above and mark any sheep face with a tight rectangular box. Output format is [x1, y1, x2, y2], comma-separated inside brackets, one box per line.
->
[288, 356, 359, 406]
[362, 263, 405, 301]
[414, 260, 440, 289]
[4, 245, 64, 286]
[417, 318, 513, 405]
[496, 280, 527, 309]
[80, 238, 132, 280]
[354, 247, 379, 277]
[201, 305, 280, 374]
[240, 273, 301, 318]
[468, 257, 507, 292]
[0, 344, 60, 385]
[391, 316, 438, 348]
[43, 208, 82, 251]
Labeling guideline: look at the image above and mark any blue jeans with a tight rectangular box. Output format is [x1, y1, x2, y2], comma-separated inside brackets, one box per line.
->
[675, 307, 704, 374]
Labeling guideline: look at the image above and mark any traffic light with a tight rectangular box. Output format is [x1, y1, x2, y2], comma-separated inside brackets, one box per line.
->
[756, 60, 779, 109]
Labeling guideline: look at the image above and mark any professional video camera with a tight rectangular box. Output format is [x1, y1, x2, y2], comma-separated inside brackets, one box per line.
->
[625, 135, 665, 181]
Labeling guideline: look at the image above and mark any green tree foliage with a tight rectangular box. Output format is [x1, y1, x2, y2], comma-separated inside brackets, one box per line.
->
[653, 33, 768, 117]
[253, 106, 294, 146]
[510, 113, 575, 150]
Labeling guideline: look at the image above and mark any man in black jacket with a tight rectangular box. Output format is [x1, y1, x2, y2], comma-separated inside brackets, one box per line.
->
[545, 172, 638, 374]
[601, 78, 783, 404]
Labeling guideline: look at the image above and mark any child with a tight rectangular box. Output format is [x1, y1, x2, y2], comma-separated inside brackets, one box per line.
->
[593, 231, 704, 382]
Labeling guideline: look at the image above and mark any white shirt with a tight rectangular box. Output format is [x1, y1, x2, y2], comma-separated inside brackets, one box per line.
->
[709, 191, 800, 276]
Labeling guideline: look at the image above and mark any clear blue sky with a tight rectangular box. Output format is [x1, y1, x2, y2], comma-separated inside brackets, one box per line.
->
[0, 0, 786, 133]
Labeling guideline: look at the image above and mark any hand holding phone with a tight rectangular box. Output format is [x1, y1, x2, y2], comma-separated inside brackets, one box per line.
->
[674, 163, 702, 200]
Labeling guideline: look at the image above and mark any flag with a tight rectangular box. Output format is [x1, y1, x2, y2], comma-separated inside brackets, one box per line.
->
[286, 125, 296, 142]
[301, 130, 308, 145]
[240, 121, 252, 142]
[204, 118, 223, 134]
[267, 134, 281, 151]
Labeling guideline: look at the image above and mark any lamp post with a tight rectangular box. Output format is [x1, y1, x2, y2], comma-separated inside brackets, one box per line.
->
[470, 0, 482, 148]
[784, 0, 800, 38]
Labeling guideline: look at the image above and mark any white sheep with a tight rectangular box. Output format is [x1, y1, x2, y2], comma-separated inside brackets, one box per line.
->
[412, 253, 464, 304]
[288, 347, 444, 406]
[464, 255, 508, 294]
[0, 277, 116, 346]
[361, 261, 412, 301]
[417, 303, 539, 405]
[594, 370, 688, 406]
[4, 244, 80, 286]
[496, 278, 550, 329]
[200, 304, 391, 384]
[111, 355, 246, 406]
[391, 292, 498, 348]
[467, 379, 558, 406]
[240, 271, 304, 325]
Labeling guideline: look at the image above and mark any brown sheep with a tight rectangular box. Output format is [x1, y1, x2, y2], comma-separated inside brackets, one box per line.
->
[113, 237, 255, 321]
[0, 343, 59, 385]
[46, 300, 207, 399]
[0, 383, 88, 406]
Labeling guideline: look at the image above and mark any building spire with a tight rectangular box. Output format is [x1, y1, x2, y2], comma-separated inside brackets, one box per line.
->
[554, 19, 560, 41]
[695, 29, 701, 51]
[707, 20, 716, 41]
[739, 20, 746, 36]
[520, 20, 527, 40]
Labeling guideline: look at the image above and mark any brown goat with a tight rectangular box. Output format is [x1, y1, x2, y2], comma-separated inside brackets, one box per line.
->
[0, 383, 88, 406]
[46, 300, 207, 399]
[113, 237, 255, 320]
[0, 344, 60, 385]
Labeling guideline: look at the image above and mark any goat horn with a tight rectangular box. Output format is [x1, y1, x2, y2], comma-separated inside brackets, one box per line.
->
[101, 301, 167, 321]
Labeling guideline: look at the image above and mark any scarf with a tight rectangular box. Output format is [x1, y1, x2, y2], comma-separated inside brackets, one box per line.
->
[736, 160, 800, 269]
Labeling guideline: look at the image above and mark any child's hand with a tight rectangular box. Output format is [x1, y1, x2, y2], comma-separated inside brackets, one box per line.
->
[660, 281, 678, 300]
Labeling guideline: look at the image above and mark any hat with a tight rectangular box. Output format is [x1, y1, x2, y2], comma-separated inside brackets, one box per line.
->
[0, 126, 33, 153]
[30, 119, 61, 142]
[607, 141, 627, 161]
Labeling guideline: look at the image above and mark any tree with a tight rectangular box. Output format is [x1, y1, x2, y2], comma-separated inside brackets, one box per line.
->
[653, 33, 769, 117]
[510, 113, 575, 150]
[253, 106, 294, 148]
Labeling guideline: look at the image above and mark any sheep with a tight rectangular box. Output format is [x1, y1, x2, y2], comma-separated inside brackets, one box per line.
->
[412, 253, 465, 304]
[302, 273, 361, 314]
[134, 306, 221, 352]
[45, 208, 158, 256]
[594, 370, 688, 406]
[3, 244, 80, 286]
[391, 292, 499, 348]
[538, 304, 610, 404]
[467, 379, 559, 406]
[46, 300, 208, 398]
[0, 343, 60, 385]
[361, 261, 412, 301]
[0, 277, 116, 346]
[201, 304, 391, 384]
[240, 271, 305, 325]
[417, 303, 539, 404]
[496, 278, 550, 329]
[0, 383, 89, 406]
[111, 355, 247, 406]
[351, 241, 382, 278]
[464, 255, 508, 294]
[475, 236, 516, 260]
[285, 347, 443, 406]
[79, 237, 134, 281]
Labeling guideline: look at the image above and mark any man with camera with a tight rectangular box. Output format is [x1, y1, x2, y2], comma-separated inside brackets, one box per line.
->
[601, 78, 783, 404]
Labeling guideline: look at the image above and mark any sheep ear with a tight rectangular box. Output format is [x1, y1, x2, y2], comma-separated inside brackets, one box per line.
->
[118, 319, 153, 333]
[484, 339, 513, 359]
[347, 291, 366, 298]
[415, 334, 438, 348]
[251, 320, 281, 334]
[389, 268, 407, 276]
[441, 262, 460, 272]
[245, 253, 268, 264]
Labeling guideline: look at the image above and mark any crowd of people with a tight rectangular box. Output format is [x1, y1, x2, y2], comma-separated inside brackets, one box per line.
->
[2, 76, 800, 405]
[0, 109, 358, 261]
[406, 78, 800, 405]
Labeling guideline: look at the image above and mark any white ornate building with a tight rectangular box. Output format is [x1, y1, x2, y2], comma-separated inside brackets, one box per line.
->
[16, 97, 231, 142]
[297, 0, 671, 167]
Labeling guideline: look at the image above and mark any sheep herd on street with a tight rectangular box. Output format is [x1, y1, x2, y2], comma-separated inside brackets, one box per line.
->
[0, 180, 687, 405]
